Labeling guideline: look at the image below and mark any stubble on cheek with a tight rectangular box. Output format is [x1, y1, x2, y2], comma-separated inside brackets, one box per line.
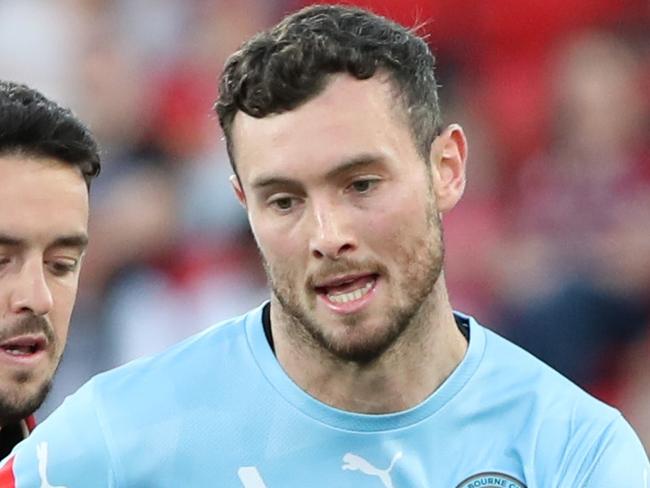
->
[255, 182, 445, 359]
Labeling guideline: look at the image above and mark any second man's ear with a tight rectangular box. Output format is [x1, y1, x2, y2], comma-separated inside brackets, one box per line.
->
[429, 124, 467, 213]
[230, 174, 247, 209]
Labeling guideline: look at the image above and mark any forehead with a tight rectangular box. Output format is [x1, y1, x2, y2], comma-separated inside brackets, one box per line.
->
[231, 74, 416, 185]
[0, 155, 89, 240]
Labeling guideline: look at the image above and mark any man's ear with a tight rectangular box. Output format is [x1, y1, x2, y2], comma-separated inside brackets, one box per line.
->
[230, 174, 247, 209]
[429, 123, 467, 213]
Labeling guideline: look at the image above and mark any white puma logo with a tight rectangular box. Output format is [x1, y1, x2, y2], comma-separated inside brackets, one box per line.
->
[36, 442, 67, 488]
[238, 466, 268, 488]
[342, 451, 402, 488]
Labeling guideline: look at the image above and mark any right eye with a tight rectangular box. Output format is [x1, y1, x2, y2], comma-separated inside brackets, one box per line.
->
[46, 259, 79, 277]
[268, 196, 298, 213]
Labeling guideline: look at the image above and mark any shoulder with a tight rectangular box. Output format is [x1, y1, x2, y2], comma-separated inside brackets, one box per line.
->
[2, 380, 117, 486]
[466, 318, 649, 479]
[89, 305, 261, 405]
[23, 305, 262, 441]
[569, 412, 650, 486]
[476, 320, 617, 417]
[2, 306, 266, 486]
[584, 413, 650, 485]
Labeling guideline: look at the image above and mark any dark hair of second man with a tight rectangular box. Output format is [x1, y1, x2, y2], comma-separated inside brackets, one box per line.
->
[0, 80, 101, 189]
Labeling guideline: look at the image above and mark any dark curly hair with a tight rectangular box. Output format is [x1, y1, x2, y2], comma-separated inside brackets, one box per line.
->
[0, 80, 100, 189]
[215, 4, 441, 174]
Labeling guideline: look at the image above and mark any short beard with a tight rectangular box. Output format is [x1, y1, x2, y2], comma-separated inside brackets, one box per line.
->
[0, 379, 52, 427]
[263, 201, 444, 365]
[0, 314, 58, 427]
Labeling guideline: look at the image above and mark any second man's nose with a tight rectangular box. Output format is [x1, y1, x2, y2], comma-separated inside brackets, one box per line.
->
[9, 260, 54, 316]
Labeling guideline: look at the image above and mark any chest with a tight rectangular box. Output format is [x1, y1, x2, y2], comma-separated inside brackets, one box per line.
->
[116, 413, 545, 487]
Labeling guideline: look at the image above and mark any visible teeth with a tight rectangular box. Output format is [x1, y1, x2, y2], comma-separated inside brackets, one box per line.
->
[327, 280, 373, 304]
[3, 347, 32, 356]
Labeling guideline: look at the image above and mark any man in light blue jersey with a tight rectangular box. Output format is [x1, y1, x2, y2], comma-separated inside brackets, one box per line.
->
[2, 4, 648, 487]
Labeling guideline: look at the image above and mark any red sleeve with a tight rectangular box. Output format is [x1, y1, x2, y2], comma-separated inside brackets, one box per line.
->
[0, 456, 16, 487]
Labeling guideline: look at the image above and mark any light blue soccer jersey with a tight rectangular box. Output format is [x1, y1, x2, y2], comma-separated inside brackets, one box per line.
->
[1, 303, 648, 487]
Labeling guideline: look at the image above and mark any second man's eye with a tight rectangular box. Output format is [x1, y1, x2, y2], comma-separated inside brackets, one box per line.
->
[269, 196, 296, 211]
[47, 260, 78, 277]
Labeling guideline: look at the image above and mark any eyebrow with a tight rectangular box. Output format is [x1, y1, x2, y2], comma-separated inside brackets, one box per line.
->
[0, 235, 22, 247]
[0, 233, 89, 251]
[251, 153, 384, 190]
[50, 234, 89, 250]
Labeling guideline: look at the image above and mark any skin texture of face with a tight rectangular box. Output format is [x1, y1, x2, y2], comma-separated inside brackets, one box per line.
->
[0, 155, 88, 426]
[232, 73, 467, 370]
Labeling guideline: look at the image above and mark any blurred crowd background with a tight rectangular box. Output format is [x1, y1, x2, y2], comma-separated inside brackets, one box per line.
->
[1, 0, 648, 451]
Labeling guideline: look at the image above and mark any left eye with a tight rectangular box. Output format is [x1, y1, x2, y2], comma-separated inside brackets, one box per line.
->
[350, 179, 377, 193]
[48, 261, 78, 276]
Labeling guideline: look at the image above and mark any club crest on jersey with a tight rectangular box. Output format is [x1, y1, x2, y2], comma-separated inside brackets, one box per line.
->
[455, 472, 526, 488]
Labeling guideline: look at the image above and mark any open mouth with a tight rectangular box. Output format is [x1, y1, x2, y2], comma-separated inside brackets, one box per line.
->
[0, 336, 47, 357]
[314, 273, 378, 305]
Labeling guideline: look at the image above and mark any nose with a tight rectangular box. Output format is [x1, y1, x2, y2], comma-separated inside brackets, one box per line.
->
[308, 199, 357, 260]
[10, 259, 54, 316]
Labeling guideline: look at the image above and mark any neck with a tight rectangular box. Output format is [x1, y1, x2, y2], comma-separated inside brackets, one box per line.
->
[271, 277, 468, 413]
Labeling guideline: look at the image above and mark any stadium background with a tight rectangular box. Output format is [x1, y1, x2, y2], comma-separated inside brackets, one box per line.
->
[1, 0, 648, 453]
